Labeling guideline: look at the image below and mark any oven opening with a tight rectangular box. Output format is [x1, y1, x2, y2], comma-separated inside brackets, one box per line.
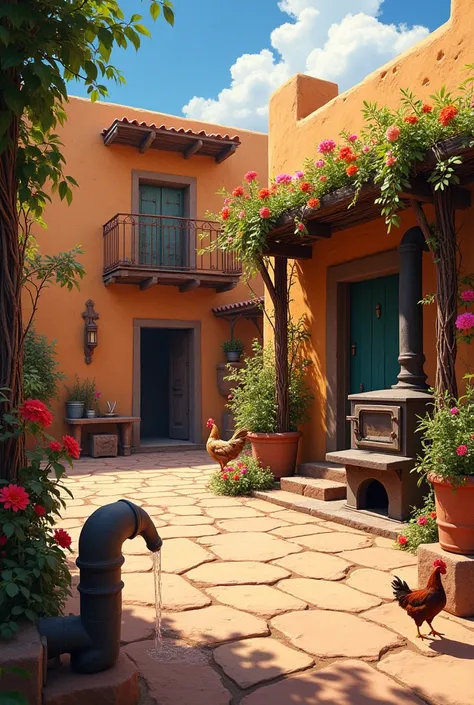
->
[359, 479, 389, 516]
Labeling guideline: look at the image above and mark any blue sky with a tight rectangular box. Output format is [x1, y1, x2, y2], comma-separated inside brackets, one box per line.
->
[72, 0, 451, 131]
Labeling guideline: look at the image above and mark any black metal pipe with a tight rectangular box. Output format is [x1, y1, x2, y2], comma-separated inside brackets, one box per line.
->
[38, 500, 162, 674]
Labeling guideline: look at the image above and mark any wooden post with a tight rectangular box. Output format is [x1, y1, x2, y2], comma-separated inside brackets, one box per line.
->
[274, 257, 289, 433]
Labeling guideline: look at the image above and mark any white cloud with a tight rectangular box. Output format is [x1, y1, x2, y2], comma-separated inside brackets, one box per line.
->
[182, 0, 429, 131]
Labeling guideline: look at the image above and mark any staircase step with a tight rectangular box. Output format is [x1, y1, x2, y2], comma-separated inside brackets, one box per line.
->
[298, 461, 347, 484]
[280, 476, 347, 502]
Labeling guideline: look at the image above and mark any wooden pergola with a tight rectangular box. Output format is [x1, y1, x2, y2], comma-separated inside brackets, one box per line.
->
[212, 297, 264, 339]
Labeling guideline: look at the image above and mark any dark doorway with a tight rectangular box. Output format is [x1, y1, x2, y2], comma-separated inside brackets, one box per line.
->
[360, 479, 389, 516]
[140, 328, 190, 443]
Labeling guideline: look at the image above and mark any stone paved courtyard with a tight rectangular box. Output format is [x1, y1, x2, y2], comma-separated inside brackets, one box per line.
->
[59, 451, 474, 705]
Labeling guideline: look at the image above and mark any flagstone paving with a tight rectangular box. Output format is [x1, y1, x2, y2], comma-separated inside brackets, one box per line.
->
[60, 450, 474, 705]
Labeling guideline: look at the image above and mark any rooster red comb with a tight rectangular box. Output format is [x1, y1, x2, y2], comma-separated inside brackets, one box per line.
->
[433, 559, 447, 573]
[206, 418, 216, 428]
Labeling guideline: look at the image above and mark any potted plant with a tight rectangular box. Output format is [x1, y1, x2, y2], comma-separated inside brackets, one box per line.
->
[226, 321, 313, 479]
[222, 339, 244, 363]
[65, 376, 96, 419]
[416, 375, 474, 554]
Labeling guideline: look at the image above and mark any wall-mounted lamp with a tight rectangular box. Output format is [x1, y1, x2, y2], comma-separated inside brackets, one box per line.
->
[82, 300, 99, 364]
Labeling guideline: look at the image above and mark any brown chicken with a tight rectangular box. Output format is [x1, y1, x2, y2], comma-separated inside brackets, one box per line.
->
[206, 418, 248, 471]
[392, 559, 447, 640]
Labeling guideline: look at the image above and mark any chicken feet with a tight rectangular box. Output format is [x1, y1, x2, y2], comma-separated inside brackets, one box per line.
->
[416, 625, 430, 640]
[428, 621, 444, 638]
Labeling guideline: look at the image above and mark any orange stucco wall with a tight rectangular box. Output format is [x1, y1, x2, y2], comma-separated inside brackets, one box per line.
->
[28, 97, 266, 444]
[268, 0, 474, 462]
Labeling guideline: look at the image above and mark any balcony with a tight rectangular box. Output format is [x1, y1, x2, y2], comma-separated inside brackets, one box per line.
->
[103, 213, 241, 292]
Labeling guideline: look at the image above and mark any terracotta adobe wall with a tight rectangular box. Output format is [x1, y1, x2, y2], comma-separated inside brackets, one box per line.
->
[268, 0, 474, 462]
[27, 97, 267, 443]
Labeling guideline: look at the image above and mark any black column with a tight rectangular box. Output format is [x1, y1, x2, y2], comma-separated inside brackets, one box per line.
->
[393, 226, 429, 390]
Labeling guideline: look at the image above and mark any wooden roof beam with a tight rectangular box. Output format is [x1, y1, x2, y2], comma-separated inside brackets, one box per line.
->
[215, 144, 238, 164]
[103, 125, 119, 146]
[139, 130, 156, 153]
[265, 242, 313, 260]
[216, 280, 238, 293]
[184, 139, 203, 160]
[179, 278, 200, 292]
[140, 276, 158, 291]
[401, 176, 471, 209]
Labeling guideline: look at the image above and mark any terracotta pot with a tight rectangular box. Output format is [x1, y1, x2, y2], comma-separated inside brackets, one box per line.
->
[248, 431, 301, 480]
[428, 473, 474, 555]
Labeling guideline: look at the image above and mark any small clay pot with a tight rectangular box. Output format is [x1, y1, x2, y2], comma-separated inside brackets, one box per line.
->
[429, 473, 474, 555]
[248, 431, 301, 480]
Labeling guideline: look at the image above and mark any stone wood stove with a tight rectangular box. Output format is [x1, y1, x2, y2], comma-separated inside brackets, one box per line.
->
[327, 227, 432, 522]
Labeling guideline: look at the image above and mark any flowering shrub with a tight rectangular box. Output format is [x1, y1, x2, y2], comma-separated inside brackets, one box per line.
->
[395, 491, 438, 554]
[208, 452, 274, 496]
[415, 375, 474, 486]
[205, 70, 474, 277]
[0, 393, 75, 639]
[456, 279, 474, 343]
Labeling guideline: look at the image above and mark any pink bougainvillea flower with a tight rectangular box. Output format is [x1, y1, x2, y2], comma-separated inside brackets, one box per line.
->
[275, 173, 293, 184]
[456, 312, 474, 330]
[456, 445, 468, 456]
[348, 134, 358, 142]
[244, 170, 258, 182]
[227, 236, 233, 243]
[362, 145, 371, 153]
[18, 400, 53, 428]
[238, 210, 246, 220]
[397, 535, 408, 546]
[54, 528, 72, 549]
[240, 468, 248, 475]
[259, 207, 271, 219]
[314, 159, 325, 168]
[450, 407, 459, 415]
[295, 170, 304, 179]
[34, 504, 46, 517]
[49, 440, 62, 452]
[417, 516, 428, 526]
[0, 484, 30, 512]
[228, 394, 234, 401]
[460, 289, 474, 302]
[221, 206, 230, 221]
[223, 197, 232, 205]
[385, 125, 401, 142]
[62, 435, 81, 460]
[318, 139, 336, 154]
[95, 391, 101, 399]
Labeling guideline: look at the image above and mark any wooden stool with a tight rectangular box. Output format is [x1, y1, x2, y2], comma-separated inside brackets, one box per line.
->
[89, 433, 118, 458]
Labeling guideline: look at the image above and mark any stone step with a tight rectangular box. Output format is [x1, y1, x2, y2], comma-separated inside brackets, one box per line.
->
[280, 476, 347, 502]
[298, 461, 347, 484]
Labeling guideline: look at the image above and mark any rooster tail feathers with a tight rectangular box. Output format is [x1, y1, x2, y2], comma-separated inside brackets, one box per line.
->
[391, 575, 411, 602]
[232, 428, 248, 441]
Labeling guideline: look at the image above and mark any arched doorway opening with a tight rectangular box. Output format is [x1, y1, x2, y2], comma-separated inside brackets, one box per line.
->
[358, 479, 389, 516]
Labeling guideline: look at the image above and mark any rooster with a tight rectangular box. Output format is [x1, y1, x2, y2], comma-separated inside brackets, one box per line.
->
[206, 418, 248, 471]
[392, 559, 447, 640]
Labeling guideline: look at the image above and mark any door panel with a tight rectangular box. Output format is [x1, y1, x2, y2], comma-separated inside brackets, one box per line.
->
[169, 331, 190, 440]
[350, 274, 399, 394]
[139, 184, 185, 267]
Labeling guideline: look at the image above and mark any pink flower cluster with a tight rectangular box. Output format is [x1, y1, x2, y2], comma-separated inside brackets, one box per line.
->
[460, 289, 474, 303]
[275, 173, 293, 184]
[318, 139, 336, 154]
[456, 312, 474, 330]
[221, 460, 248, 482]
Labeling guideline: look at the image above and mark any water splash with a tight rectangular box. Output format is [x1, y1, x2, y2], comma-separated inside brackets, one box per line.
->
[152, 550, 163, 650]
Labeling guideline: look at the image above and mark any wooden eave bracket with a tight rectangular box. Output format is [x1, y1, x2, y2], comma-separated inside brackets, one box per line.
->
[139, 130, 156, 154]
[215, 144, 238, 164]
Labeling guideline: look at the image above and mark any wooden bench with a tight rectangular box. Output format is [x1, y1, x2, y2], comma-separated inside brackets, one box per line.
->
[65, 417, 140, 456]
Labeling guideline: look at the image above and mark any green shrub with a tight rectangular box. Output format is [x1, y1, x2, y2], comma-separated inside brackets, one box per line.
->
[208, 452, 275, 496]
[23, 328, 64, 404]
[222, 339, 244, 355]
[395, 490, 438, 554]
[65, 376, 96, 408]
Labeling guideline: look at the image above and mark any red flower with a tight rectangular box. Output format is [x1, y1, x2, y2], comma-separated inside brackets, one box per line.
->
[296, 223, 305, 232]
[430, 511, 437, 520]
[232, 186, 244, 197]
[222, 474, 229, 481]
[62, 435, 81, 459]
[346, 165, 358, 177]
[417, 516, 427, 526]
[34, 504, 46, 517]
[422, 104, 433, 113]
[49, 440, 62, 453]
[233, 473, 240, 481]
[18, 400, 53, 428]
[258, 188, 271, 199]
[244, 171, 258, 182]
[404, 115, 419, 124]
[338, 146, 357, 163]
[307, 198, 320, 209]
[439, 104, 458, 126]
[54, 528, 72, 550]
[259, 207, 271, 219]
[319, 176, 327, 183]
[0, 535, 7, 547]
[0, 484, 30, 512]
[300, 181, 313, 193]
[456, 444, 468, 457]
[221, 207, 230, 221]
[397, 535, 408, 546]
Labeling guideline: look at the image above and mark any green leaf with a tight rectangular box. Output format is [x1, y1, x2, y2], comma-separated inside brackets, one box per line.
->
[58, 181, 68, 201]
[150, 2, 161, 20]
[163, 5, 175, 25]
[5, 583, 19, 598]
[2, 523, 15, 538]
[133, 23, 151, 37]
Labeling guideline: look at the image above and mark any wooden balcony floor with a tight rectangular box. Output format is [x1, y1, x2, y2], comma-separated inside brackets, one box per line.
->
[103, 265, 239, 293]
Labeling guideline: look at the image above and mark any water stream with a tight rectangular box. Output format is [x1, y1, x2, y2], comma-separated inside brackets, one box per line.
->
[152, 550, 163, 650]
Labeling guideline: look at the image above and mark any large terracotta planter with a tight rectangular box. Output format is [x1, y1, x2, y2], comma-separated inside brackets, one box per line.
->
[248, 431, 301, 480]
[429, 473, 474, 555]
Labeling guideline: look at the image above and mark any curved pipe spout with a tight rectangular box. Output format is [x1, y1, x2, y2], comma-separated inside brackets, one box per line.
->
[39, 500, 162, 674]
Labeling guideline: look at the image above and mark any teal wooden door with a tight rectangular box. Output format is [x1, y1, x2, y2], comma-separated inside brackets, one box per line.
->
[350, 274, 400, 394]
[139, 184, 185, 266]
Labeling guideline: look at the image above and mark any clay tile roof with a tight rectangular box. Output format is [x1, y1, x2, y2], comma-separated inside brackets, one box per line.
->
[212, 297, 264, 317]
[102, 118, 241, 162]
